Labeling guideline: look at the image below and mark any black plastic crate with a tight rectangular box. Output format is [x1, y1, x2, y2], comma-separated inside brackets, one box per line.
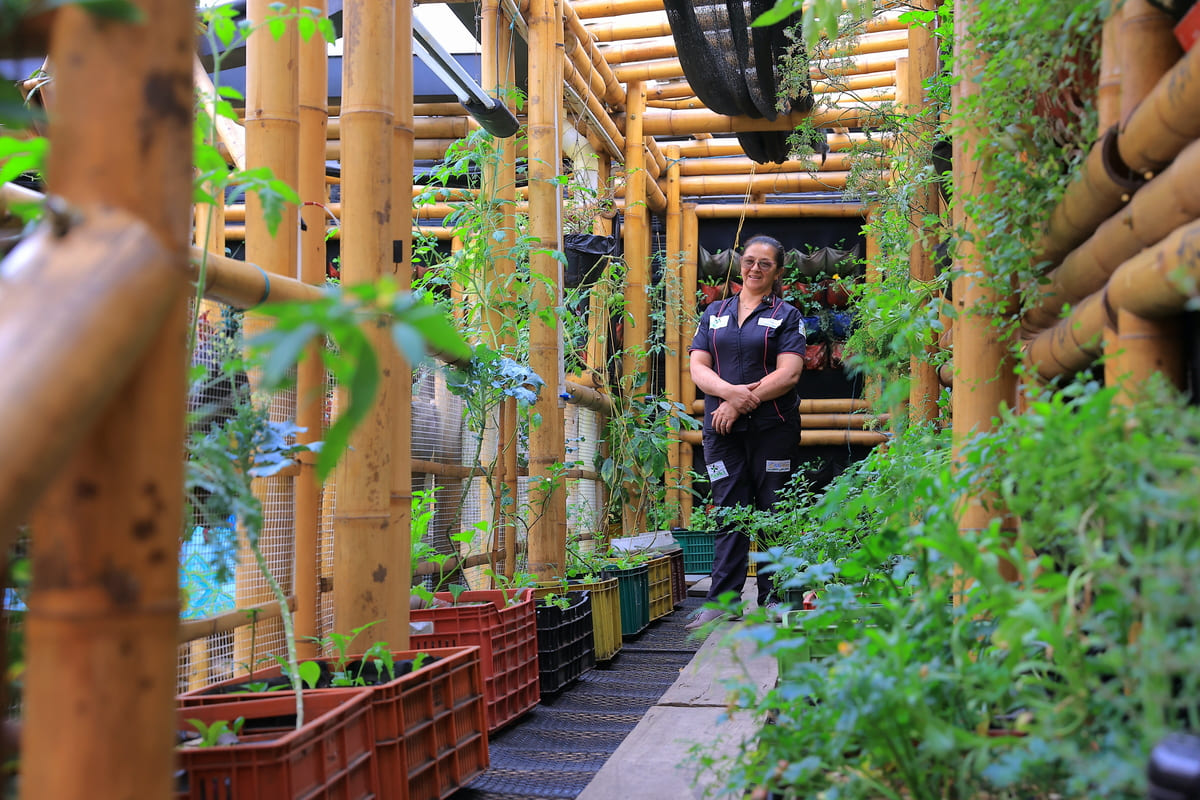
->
[535, 590, 596, 696]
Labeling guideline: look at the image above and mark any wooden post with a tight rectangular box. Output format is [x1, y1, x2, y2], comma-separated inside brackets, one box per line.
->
[295, 0, 329, 659]
[951, 0, 1018, 577]
[388, 0, 413, 630]
[334, 0, 402, 641]
[680, 202, 699, 526]
[1107, 0, 1185, 403]
[905, 9, 942, 424]
[23, 0, 193, 795]
[527, 0, 568, 579]
[621, 79, 650, 535]
[664, 144, 683, 524]
[236, 0, 301, 664]
[482, 0, 521, 579]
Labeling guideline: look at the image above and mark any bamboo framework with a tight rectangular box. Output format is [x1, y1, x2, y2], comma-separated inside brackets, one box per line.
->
[12, 0, 1200, 795]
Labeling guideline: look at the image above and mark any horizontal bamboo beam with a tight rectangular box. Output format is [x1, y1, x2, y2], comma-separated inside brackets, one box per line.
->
[669, 171, 855, 196]
[631, 104, 883, 136]
[585, 15, 670, 41]
[690, 397, 871, 414]
[678, 428, 886, 446]
[799, 413, 888, 429]
[224, 223, 458, 240]
[224, 189, 528, 221]
[800, 429, 887, 446]
[694, 202, 867, 218]
[572, 0, 663, 18]
[680, 153, 854, 174]
[178, 595, 296, 644]
[813, 50, 905, 78]
[411, 459, 486, 479]
[0, 207, 176, 536]
[600, 36, 677, 64]
[676, 131, 884, 158]
[189, 246, 323, 308]
[564, 380, 613, 413]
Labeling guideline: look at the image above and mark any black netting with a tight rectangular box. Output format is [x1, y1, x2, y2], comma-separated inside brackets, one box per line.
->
[664, 0, 813, 164]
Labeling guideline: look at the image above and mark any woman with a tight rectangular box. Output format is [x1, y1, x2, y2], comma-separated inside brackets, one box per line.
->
[685, 234, 806, 630]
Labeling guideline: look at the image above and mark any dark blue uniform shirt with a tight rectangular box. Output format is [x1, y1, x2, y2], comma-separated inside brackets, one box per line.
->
[688, 293, 807, 433]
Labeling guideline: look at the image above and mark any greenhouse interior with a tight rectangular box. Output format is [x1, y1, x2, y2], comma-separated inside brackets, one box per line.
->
[4, 0, 1200, 797]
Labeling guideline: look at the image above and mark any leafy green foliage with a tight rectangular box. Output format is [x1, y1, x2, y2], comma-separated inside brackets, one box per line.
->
[185, 716, 245, 748]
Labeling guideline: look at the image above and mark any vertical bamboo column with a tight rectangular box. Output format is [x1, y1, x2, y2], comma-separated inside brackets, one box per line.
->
[620, 79, 650, 535]
[389, 0, 414, 642]
[863, 208, 884, 410]
[594, 148, 613, 236]
[527, 0, 569, 579]
[680, 202, 699, 525]
[622, 79, 650, 386]
[664, 144, 683, 522]
[24, 0, 193, 796]
[482, 0, 521, 579]
[334, 0, 401, 641]
[237, 0, 300, 660]
[295, 0, 328, 659]
[951, 0, 1017, 575]
[905, 5, 941, 424]
[1106, 0, 1185, 402]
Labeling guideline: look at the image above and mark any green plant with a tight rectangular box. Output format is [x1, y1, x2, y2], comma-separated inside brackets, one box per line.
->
[185, 716, 246, 749]
[300, 620, 395, 688]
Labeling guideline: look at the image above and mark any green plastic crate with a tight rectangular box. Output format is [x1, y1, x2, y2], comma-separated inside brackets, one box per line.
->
[670, 530, 716, 574]
[775, 606, 890, 682]
[602, 562, 650, 637]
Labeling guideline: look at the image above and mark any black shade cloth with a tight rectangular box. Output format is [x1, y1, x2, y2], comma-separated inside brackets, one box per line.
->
[663, 0, 813, 164]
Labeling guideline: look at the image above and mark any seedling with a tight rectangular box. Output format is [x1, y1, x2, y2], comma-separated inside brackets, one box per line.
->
[186, 717, 245, 748]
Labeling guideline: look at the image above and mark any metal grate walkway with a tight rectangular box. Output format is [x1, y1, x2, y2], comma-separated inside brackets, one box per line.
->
[451, 597, 704, 800]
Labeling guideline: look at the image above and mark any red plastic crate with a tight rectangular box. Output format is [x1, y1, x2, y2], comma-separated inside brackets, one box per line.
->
[176, 687, 378, 800]
[410, 588, 540, 732]
[178, 647, 489, 800]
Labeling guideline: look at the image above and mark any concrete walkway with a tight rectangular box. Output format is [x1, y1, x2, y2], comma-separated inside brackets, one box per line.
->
[576, 578, 776, 800]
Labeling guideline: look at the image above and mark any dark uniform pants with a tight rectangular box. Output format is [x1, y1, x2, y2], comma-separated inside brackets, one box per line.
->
[702, 421, 800, 606]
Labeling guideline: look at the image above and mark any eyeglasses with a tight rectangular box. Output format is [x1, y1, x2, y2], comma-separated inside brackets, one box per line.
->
[740, 257, 777, 270]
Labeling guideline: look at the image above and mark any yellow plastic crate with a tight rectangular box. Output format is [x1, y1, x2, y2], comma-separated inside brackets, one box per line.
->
[647, 554, 673, 621]
[748, 540, 760, 577]
[535, 578, 622, 663]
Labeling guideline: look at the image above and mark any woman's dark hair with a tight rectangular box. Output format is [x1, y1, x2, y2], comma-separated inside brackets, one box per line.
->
[741, 234, 786, 296]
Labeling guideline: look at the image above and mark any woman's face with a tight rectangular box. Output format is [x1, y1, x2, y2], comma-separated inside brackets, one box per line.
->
[739, 242, 782, 294]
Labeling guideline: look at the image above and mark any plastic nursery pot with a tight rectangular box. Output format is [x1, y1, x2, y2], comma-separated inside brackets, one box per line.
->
[825, 281, 851, 308]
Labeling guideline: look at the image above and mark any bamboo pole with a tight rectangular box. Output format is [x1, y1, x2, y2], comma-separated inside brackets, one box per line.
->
[620, 79, 651, 536]
[679, 429, 887, 446]
[631, 104, 883, 136]
[178, 596, 295, 644]
[1117, 44, 1200, 178]
[526, 0, 568, 580]
[1023, 136, 1200, 337]
[23, 0, 193, 794]
[1098, 9, 1122, 130]
[194, 54, 247, 171]
[676, 130, 883, 157]
[0, 217, 176, 536]
[390, 0, 415, 644]
[679, 153, 854, 174]
[237, 0, 301, 662]
[1109, 0, 1185, 401]
[695, 203, 867, 218]
[572, 0, 663, 16]
[689, 397, 871, 414]
[293, 0, 328, 660]
[951, 0, 1017, 579]
[665, 144, 683, 522]
[561, 0, 626, 108]
[482, 0, 521, 581]
[682, 204, 699, 409]
[905, 8, 941, 425]
[668, 172, 855, 196]
[333, 0, 402, 642]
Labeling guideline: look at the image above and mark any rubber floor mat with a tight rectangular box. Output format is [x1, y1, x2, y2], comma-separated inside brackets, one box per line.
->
[451, 596, 705, 800]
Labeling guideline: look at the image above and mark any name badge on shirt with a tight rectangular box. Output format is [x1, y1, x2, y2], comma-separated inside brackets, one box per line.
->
[710, 315, 730, 330]
[757, 317, 781, 329]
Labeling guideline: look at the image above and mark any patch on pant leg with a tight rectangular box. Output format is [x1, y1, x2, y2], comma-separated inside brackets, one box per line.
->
[707, 460, 730, 481]
[765, 459, 791, 472]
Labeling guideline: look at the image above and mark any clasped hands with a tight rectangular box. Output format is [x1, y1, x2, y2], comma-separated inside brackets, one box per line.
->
[711, 381, 760, 435]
